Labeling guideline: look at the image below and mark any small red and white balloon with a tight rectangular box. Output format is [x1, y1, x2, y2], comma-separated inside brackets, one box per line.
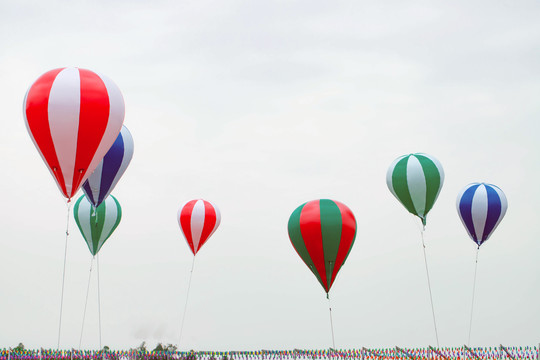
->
[177, 199, 221, 255]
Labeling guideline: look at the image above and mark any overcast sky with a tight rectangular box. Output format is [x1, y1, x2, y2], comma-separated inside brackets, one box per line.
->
[1, 0, 539, 352]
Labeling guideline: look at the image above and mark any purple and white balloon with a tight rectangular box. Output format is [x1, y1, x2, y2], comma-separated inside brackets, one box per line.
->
[82, 125, 134, 208]
[456, 183, 507, 247]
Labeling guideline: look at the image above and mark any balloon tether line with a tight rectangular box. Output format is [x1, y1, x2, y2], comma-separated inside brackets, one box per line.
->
[79, 257, 95, 350]
[179, 256, 196, 348]
[420, 224, 440, 347]
[468, 247, 480, 346]
[58, 199, 72, 349]
[97, 254, 102, 349]
[327, 294, 336, 349]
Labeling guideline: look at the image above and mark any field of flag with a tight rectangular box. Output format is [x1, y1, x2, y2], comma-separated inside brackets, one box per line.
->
[1, 347, 538, 360]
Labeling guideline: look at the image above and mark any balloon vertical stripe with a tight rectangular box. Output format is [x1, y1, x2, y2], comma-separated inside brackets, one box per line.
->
[74, 70, 110, 193]
[471, 185, 489, 242]
[457, 183, 507, 246]
[179, 201, 196, 249]
[331, 202, 356, 285]
[24, 68, 67, 195]
[92, 203, 106, 243]
[288, 204, 322, 286]
[85, 161, 105, 204]
[84, 138, 123, 206]
[199, 201, 218, 246]
[190, 200, 207, 251]
[389, 157, 416, 215]
[417, 154, 442, 212]
[299, 200, 328, 290]
[48, 68, 81, 194]
[178, 201, 196, 251]
[288, 199, 357, 294]
[458, 185, 478, 239]
[406, 156, 428, 215]
[319, 200, 342, 288]
[98, 132, 126, 200]
[96, 203, 120, 251]
[483, 185, 503, 240]
[75, 197, 93, 242]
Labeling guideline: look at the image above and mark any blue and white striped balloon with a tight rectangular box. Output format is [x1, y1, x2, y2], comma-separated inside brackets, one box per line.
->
[456, 183, 508, 247]
[82, 125, 134, 208]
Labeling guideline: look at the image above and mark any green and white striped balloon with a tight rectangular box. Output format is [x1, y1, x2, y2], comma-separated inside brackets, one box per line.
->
[386, 153, 444, 226]
[73, 194, 122, 256]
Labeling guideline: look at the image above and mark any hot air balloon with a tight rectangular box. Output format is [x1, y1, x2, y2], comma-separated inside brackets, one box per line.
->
[73, 194, 122, 256]
[386, 153, 444, 346]
[457, 183, 507, 346]
[24, 67, 125, 200]
[457, 183, 508, 248]
[74, 194, 122, 349]
[177, 199, 221, 347]
[82, 126, 134, 208]
[287, 199, 357, 295]
[178, 199, 221, 255]
[386, 153, 444, 226]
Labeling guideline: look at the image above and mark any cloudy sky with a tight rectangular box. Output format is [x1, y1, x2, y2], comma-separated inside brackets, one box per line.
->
[1, 0, 539, 352]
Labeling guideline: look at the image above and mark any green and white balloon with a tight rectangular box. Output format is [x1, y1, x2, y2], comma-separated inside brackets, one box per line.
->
[73, 194, 122, 256]
[386, 153, 444, 226]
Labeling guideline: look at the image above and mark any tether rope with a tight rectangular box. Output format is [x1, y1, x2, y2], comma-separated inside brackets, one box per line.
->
[179, 256, 196, 348]
[328, 295, 336, 349]
[420, 226, 440, 347]
[58, 199, 72, 349]
[97, 254, 103, 350]
[79, 257, 95, 349]
[468, 248, 480, 346]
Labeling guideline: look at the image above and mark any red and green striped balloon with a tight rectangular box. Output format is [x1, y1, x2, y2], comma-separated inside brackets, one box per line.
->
[288, 199, 357, 294]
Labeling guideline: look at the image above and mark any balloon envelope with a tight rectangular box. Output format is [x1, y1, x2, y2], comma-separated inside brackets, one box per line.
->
[288, 199, 357, 294]
[73, 194, 122, 256]
[386, 153, 444, 225]
[82, 125, 134, 208]
[457, 183, 507, 247]
[24, 67, 124, 199]
[178, 199, 221, 255]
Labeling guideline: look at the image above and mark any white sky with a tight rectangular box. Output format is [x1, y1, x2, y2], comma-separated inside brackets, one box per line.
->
[0, 0, 539, 352]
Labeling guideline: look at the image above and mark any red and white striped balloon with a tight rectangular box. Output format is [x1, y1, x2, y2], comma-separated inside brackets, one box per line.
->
[178, 199, 221, 255]
[24, 67, 125, 199]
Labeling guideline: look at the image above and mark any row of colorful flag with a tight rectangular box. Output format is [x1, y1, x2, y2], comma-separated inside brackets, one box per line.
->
[0, 347, 538, 360]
